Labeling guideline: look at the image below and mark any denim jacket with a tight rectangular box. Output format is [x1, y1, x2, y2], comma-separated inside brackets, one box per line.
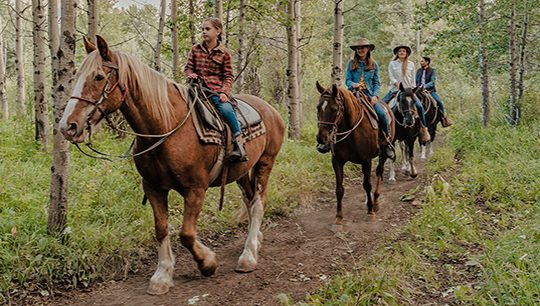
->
[345, 60, 380, 98]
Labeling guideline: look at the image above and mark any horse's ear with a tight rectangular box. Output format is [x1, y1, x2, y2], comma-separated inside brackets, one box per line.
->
[316, 81, 326, 94]
[96, 35, 112, 61]
[399, 82, 404, 91]
[331, 84, 339, 97]
[83, 36, 96, 54]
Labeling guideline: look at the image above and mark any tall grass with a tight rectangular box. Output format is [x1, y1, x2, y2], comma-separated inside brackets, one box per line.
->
[0, 117, 334, 302]
[302, 111, 540, 305]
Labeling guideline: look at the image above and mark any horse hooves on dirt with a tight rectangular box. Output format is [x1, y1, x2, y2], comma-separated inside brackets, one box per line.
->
[198, 252, 218, 277]
[147, 282, 173, 296]
[410, 173, 418, 179]
[330, 224, 344, 233]
[235, 260, 257, 273]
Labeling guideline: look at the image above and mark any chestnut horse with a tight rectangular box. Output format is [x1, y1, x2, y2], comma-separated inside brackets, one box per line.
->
[416, 88, 441, 160]
[59, 36, 285, 295]
[388, 84, 421, 182]
[316, 82, 395, 228]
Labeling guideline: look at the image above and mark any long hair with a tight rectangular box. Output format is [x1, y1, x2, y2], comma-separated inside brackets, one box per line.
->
[351, 50, 375, 71]
[204, 17, 223, 43]
[393, 49, 409, 76]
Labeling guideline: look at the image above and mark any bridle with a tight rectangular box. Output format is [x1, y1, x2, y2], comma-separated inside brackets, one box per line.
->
[395, 91, 416, 128]
[317, 92, 365, 150]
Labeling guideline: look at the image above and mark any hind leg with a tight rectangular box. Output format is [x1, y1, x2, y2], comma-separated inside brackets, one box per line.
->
[374, 155, 386, 212]
[180, 188, 217, 277]
[144, 183, 175, 295]
[332, 157, 345, 228]
[362, 161, 374, 214]
[235, 156, 275, 272]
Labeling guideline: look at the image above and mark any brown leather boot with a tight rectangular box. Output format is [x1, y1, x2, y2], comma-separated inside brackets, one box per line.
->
[229, 134, 248, 162]
[441, 116, 453, 127]
[419, 126, 431, 143]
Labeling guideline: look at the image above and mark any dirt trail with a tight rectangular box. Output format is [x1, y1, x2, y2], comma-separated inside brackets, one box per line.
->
[48, 162, 427, 306]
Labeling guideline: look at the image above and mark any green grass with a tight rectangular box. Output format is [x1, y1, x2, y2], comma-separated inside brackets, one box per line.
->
[302, 112, 540, 305]
[0, 117, 334, 302]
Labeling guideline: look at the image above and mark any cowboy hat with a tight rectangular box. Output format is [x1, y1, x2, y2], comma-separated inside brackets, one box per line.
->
[393, 45, 412, 56]
[349, 38, 375, 51]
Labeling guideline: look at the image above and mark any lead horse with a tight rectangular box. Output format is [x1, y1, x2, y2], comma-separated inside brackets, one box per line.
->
[316, 82, 395, 228]
[59, 36, 285, 295]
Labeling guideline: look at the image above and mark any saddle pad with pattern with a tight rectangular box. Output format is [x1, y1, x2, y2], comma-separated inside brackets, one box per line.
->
[191, 96, 266, 145]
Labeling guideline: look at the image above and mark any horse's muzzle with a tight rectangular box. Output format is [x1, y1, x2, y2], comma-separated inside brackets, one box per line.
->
[316, 143, 330, 154]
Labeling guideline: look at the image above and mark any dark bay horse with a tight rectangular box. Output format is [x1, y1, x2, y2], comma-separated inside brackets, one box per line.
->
[316, 82, 395, 228]
[416, 88, 441, 160]
[388, 84, 421, 182]
[59, 36, 285, 295]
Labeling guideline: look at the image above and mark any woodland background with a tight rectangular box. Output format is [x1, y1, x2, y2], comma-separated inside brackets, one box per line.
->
[0, 0, 539, 304]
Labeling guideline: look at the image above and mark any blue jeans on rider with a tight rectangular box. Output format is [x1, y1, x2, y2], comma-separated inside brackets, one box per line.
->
[415, 96, 427, 127]
[430, 91, 445, 114]
[374, 102, 390, 137]
[381, 90, 394, 103]
[210, 95, 241, 135]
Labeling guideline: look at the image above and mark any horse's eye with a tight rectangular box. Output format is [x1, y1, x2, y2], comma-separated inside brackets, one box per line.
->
[95, 74, 105, 81]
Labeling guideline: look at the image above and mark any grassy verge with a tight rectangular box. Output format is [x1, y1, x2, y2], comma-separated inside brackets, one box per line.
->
[301, 114, 540, 305]
[0, 119, 333, 302]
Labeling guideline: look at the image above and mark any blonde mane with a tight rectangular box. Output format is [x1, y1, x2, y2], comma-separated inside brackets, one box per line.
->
[78, 51, 188, 130]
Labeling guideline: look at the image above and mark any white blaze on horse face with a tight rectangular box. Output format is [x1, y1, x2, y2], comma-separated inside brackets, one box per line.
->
[59, 73, 88, 130]
[321, 100, 328, 112]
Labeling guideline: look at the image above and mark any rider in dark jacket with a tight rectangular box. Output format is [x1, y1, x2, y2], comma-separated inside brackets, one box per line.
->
[416, 57, 452, 127]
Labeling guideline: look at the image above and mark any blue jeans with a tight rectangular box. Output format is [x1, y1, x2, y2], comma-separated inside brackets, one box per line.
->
[430, 91, 445, 114]
[415, 97, 427, 127]
[374, 102, 390, 136]
[210, 95, 241, 135]
[381, 90, 394, 103]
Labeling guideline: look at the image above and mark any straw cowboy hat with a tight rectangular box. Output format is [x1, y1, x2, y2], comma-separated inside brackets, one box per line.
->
[393, 44, 412, 56]
[349, 38, 375, 51]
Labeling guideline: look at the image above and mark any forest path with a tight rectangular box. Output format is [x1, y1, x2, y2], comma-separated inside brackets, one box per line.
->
[50, 158, 428, 306]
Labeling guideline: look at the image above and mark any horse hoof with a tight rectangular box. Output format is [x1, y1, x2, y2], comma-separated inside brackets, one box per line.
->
[147, 281, 173, 296]
[331, 224, 344, 232]
[366, 214, 377, 222]
[198, 252, 218, 277]
[235, 258, 257, 273]
[388, 178, 396, 185]
[410, 173, 418, 179]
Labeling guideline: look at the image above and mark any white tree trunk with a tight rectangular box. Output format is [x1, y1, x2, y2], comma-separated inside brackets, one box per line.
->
[33, 0, 50, 150]
[87, 0, 98, 43]
[295, 0, 303, 126]
[331, 0, 344, 85]
[479, 0, 490, 127]
[153, 0, 167, 72]
[171, 0, 179, 80]
[48, 0, 59, 104]
[49, 0, 76, 235]
[189, 0, 196, 46]
[215, 0, 223, 20]
[235, 0, 246, 92]
[16, 0, 27, 115]
[287, 0, 300, 140]
[0, 17, 7, 120]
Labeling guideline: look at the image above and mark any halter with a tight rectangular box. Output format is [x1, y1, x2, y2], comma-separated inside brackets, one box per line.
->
[317, 91, 365, 152]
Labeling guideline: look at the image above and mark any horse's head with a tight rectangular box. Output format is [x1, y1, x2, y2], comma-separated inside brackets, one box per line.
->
[396, 83, 418, 128]
[60, 35, 126, 143]
[315, 81, 343, 153]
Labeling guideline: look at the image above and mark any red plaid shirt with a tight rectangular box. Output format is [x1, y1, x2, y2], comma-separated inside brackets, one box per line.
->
[184, 42, 234, 97]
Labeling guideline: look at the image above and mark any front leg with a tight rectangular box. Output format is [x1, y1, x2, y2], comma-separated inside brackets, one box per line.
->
[180, 188, 217, 277]
[332, 157, 345, 231]
[144, 183, 174, 295]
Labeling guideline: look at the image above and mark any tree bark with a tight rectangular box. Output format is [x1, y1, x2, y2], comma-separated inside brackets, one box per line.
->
[214, 0, 223, 20]
[287, 0, 300, 140]
[295, 0, 303, 126]
[153, 0, 167, 72]
[331, 0, 344, 85]
[16, 0, 27, 115]
[0, 17, 7, 120]
[48, 0, 76, 235]
[189, 0, 196, 46]
[33, 0, 50, 150]
[479, 0, 490, 127]
[508, 1, 518, 125]
[87, 0, 98, 44]
[516, 2, 528, 125]
[235, 0, 246, 92]
[171, 0, 179, 80]
[224, 1, 231, 48]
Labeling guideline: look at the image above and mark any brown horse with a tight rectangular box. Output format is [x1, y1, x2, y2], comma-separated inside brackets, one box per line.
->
[315, 82, 395, 228]
[59, 36, 285, 295]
